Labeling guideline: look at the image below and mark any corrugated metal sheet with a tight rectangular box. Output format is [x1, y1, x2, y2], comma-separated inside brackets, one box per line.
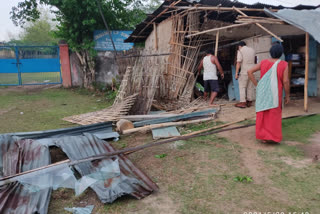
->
[5, 122, 119, 140]
[125, 0, 319, 43]
[0, 133, 158, 213]
[0, 135, 51, 214]
[54, 134, 159, 203]
[265, 8, 320, 43]
[134, 108, 217, 127]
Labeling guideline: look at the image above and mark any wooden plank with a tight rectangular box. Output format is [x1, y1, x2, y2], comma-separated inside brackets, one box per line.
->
[233, 7, 283, 42]
[153, 22, 158, 50]
[215, 31, 219, 56]
[133, 108, 217, 127]
[186, 22, 252, 38]
[304, 32, 309, 112]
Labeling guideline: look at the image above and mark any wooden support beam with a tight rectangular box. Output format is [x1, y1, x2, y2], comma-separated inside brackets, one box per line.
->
[215, 31, 219, 56]
[304, 32, 309, 112]
[233, 7, 283, 42]
[164, 6, 278, 12]
[134, 0, 182, 40]
[153, 22, 158, 50]
[186, 22, 252, 38]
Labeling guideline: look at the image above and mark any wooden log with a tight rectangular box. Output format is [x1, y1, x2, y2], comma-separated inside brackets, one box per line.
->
[304, 32, 309, 112]
[116, 119, 134, 133]
[186, 22, 252, 38]
[215, 31, 219, 56]
[233, 7, 283, 42]
[123, 116, 216, 135]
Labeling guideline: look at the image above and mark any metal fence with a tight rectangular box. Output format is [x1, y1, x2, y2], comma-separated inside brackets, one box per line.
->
[0, 46, 62, 86]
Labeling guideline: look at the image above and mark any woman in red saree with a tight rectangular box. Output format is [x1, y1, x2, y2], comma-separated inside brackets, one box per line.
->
[247, 44, 290, 143]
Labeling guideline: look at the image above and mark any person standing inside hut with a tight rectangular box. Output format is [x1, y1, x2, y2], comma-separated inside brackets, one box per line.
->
[198, 50, 224, 105]
[235, 41, 256, 108]
[247, 43, 290, 143]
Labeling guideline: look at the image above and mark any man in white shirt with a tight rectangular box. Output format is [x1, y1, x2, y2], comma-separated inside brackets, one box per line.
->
[198, 50, 224, 105]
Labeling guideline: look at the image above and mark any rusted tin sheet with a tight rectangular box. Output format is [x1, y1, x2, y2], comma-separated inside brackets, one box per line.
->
[0, 133, 158, 213]
[0, 135, 51, 214]
[54, 134, 159, 203]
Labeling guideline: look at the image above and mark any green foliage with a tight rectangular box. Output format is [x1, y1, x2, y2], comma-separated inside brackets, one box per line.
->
[233, 175, 253, 183]
[155, 154, 167, 159]
[11, 0, 146, 52]
[19, 9, 58, 45]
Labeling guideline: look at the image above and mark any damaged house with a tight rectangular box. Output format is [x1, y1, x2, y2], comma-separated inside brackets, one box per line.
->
[119, 0, 320, 114]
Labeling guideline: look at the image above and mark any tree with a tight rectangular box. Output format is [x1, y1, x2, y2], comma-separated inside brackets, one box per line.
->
[11, 0, 146, 88]
[19, 9, 58, 45]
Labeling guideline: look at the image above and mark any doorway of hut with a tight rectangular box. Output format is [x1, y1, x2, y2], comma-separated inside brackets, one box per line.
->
[195, 39, 237, 102]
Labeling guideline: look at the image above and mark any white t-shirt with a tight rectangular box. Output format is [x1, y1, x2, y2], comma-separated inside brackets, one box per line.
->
[203, 55, 218, 80]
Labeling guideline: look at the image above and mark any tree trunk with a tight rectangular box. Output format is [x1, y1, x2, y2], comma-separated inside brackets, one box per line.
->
[75, 50, 95, 88]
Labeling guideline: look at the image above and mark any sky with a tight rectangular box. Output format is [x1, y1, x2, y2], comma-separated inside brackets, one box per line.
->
[1, 0, 319, 42]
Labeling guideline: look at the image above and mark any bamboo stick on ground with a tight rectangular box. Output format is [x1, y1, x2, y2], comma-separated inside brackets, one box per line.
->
[122, 116, 217, 135]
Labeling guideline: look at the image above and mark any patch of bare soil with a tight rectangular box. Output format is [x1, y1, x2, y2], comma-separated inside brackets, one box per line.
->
[0, 107, 16, 116]
[218, 126, 274, 184]
[134, 191, 179, 214]
[0, 84, 61, 95]
[302, 132, 320, 162]
[217, 98, 320, 123]
[218, 126, 291, 205]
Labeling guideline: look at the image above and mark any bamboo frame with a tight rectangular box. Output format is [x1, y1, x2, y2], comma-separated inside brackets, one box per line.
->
[164, 6, 278, 12]
[186, 22, 252, 38]
[232, 7, 283, 42]
[215, 31, 219, 56]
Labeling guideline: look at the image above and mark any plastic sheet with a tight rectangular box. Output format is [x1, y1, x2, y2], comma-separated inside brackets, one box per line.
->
[15, 159, 120, 196]
[64, 205, 94, 214]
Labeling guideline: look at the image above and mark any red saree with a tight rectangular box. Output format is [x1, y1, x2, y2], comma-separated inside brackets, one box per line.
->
[256, 59, 288, 143]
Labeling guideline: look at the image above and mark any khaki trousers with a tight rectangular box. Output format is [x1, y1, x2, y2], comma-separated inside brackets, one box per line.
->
[238, 73, 255, 102]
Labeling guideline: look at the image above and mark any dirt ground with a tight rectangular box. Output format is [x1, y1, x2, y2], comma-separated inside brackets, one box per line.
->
[1, 86, 319, 213]
[48, 97, 320, 214]
[217, 97, 320, 122]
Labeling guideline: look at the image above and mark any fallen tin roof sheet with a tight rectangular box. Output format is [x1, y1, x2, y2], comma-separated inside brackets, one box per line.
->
[5, 122, 119, 141]
[0, 135, 51, 214]
[265, 8, 320, 43]
[54, 134, 159, 203]
[0, 133, 158, 213]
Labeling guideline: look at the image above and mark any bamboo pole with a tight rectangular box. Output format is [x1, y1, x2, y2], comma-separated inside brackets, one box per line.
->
[164, 6, 278, 12]
[233, 7, 283, 42]
[304, 32, 309, 112]
[215, 31, 219, 57]
[123, 116, 216, 135]
[186, 22, 252, 38]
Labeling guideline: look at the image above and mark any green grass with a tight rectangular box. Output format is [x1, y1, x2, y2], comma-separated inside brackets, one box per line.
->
[0, 72, 61, 85]
[0, 87, 113, 133]
[282, 115, 320, 143]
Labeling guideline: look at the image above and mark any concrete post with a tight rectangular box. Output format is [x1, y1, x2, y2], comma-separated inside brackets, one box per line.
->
[59, 43, 72, 87]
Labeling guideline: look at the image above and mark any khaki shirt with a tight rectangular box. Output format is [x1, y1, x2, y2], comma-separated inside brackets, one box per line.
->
[237, 46, 256, 73]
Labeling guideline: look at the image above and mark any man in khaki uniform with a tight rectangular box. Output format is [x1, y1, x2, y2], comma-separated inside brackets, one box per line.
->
[235, 41, 256, 108]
